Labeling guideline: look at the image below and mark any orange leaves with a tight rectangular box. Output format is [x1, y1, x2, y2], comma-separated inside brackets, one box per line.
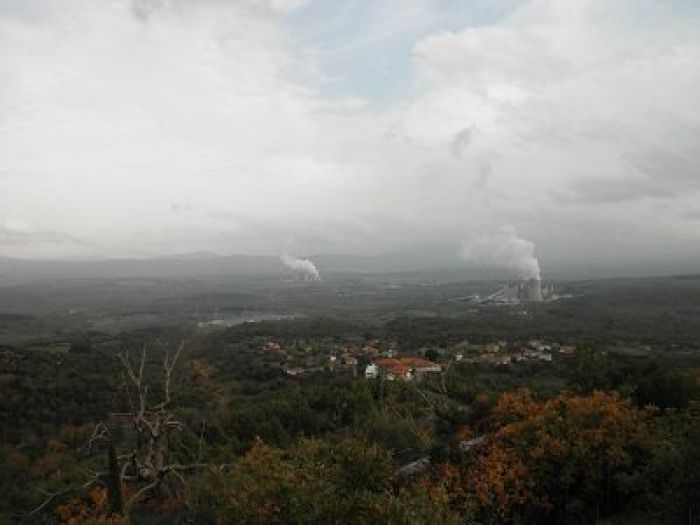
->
[4, 450, 29, 473]
[470, 444, 531, 512]
[420, 476, 448, 502]
[56, 486, 126, 524]
[190, 359, 216, 383]
[31, 452, 63, 476]
[420, 425, 436, 443]
[195, 438, 413, 524]
[437, 389, 654, 522]
[88, 486, 107, 507]
[456, 425, 472, 442]
[530, 446, 545, 459]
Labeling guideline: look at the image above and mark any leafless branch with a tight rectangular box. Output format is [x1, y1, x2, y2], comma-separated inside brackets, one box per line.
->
[126, 479, 159, 510]
[28, 339, 205, 519]
[84, 422, 109, 454]
[26, 476, 105, 517]
[161, 339, 184, 408]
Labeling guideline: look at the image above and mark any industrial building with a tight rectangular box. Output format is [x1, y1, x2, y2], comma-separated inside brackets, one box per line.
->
[474, 279, 557, 305]
[505, 279, 554, 302]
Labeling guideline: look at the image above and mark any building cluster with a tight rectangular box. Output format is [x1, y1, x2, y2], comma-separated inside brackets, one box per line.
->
[260, 335, 577, 380]
[266, 337, 443, 380]
[456, 339, 576, 366]
[262, 337, 385, 378]
[364, 357, 442, 381]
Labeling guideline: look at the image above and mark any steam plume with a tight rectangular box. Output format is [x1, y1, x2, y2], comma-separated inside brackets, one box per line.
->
[281, 254, 321, 281]
[460, 226, 541, 280]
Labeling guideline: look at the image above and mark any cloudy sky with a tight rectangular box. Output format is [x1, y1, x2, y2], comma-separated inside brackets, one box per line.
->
[1, 0, 699, 267]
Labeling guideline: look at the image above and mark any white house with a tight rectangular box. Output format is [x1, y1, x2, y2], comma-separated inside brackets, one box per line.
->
[364, 364, 379, 379]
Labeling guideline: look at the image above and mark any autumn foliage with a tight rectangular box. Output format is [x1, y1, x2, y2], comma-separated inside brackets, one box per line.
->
[437, 390, 653, 523]
[189, 438, 459, 525]
[57, 487, 126, 525]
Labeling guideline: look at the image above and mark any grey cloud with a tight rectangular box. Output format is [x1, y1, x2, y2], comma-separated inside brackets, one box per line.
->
[474, 159, 491, 189]
[630, 148, 699, 191]
[680, 209, 700, 221]
[563, 177, 676, 205]
[562, 147, 700, 205]
[131, 0, 164, 21]
[450, 127, 476, 158]
[170, 202, 195, 213]
[1, 0, 699, 265]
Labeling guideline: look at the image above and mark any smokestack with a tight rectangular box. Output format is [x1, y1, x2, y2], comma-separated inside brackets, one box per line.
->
[528, 279, 543, 302]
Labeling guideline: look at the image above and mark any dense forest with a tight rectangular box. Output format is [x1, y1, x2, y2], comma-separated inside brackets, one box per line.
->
[1, 311, 699, 524]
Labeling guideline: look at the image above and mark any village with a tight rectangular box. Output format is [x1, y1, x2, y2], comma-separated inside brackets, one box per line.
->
[260, 337, 578, 382]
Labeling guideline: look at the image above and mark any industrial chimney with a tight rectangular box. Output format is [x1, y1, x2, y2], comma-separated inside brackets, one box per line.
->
[527, 279, 543, 302]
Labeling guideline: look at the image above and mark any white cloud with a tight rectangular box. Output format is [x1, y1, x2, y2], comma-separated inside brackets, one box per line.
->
[397, 0, 700, 240]
[0, 0, 699, 264]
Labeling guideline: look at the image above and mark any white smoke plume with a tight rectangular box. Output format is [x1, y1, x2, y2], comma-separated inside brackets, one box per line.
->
[460, 226, 541, 280]
[281, 254, 321, 281]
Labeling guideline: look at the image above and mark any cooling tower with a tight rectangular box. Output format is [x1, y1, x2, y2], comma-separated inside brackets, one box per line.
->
[528, 279, 543, 302]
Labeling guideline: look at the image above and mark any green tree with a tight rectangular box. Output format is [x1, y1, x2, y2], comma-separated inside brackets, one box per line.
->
[570, 345, 611, 393]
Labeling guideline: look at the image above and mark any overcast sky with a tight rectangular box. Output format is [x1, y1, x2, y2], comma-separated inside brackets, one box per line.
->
[1, 0, 699, 267]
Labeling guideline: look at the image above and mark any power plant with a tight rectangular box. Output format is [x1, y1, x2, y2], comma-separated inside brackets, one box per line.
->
[474, 279, 557, 305]
[506, 279, 553, 303]
[457, 230, 561, 305]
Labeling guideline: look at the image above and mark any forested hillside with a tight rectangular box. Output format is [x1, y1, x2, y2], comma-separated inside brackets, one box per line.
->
[1, 315, 699, 524]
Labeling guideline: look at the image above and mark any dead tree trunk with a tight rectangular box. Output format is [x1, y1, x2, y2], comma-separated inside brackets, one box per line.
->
[106, 439, 123, 515]
[117, 340, 186, 510]
[26, 339, 196, 519]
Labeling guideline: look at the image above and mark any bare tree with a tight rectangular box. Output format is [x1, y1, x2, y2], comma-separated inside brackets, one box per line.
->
[116, 340, 186, 510]
[26, 339, 206, 519]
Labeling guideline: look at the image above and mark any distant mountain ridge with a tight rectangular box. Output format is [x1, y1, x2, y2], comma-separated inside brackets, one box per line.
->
[0, 246, 698, 282]
[0, 253, 285, 281]
[0, 245, 466, 279]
